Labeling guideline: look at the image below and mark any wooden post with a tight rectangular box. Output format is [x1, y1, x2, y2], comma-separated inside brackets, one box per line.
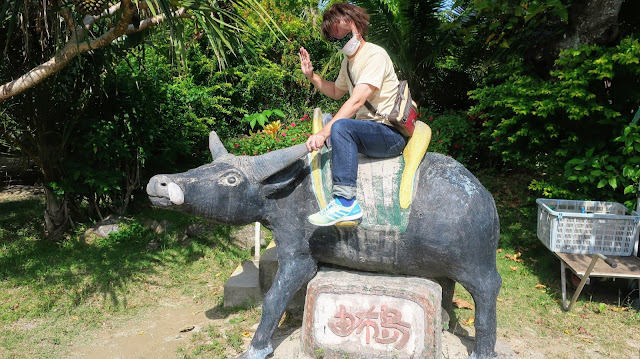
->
[254, 222, 261, 260]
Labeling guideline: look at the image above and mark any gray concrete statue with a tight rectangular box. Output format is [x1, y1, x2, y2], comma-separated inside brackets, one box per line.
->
[146, 126, 502, 359]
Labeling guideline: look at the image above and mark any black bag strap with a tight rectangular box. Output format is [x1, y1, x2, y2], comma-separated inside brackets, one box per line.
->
[346, 63, 379, 116]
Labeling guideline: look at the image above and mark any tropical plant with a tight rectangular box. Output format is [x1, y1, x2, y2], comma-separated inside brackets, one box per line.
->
[0, 0, 283, 102]
[225, 113, 314, 155]
[353, 0, 446, 105]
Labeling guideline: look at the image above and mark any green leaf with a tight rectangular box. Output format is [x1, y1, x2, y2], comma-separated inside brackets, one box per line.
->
[608, 177, 617, 189]
[597, 179, 607, 188]
[257, 113, 268, 127]
[624, 185, 634, 195]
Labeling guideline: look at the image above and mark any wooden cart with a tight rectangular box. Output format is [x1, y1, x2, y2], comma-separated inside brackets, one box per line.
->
[536, 198, 640, 311]
[556, 252, 640, 311]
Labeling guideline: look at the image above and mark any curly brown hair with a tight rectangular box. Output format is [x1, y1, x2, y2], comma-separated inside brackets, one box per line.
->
[321, 3, 370, 41]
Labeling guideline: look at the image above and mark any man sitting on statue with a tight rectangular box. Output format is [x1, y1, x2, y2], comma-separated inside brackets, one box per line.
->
[299, 2, 408, 226]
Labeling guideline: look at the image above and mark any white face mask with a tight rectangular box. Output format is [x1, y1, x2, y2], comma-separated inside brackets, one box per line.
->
[339, 32, 361, 56]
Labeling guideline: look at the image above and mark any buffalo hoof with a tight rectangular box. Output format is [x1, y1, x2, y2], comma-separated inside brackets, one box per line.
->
[236, 345, 273, 359]
[468, 351, 498, 359]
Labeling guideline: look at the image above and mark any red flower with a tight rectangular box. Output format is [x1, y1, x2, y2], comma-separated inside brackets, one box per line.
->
[281, 132, 287, 137]
[254, 152, 258, 155]
[291, 137, 296, 141]
[276, 139, 280, 142]
[429, 116, 434, 121]
[437, 140, 443, 143]
[234, 144, 240, 148]
[495, 137, 500, 141]
[290, 123, 296, 127]
[454, 144, 459, 149]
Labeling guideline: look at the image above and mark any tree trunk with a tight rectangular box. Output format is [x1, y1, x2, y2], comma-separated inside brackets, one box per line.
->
[43, 185, 71, 241]
[556, 0, 625, 51]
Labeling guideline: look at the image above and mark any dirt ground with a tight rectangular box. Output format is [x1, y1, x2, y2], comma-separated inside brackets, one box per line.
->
[58, 293, 636, 359]
[60, 294, 517, 359]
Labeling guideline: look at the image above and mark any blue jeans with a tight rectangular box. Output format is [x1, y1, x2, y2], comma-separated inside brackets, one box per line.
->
[330, 119, 407, 199]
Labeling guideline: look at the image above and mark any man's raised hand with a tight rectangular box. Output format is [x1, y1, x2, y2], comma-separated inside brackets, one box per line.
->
[298, 47, 314, 79]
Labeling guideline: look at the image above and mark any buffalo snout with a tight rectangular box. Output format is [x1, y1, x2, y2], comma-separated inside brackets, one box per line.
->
[147, 175, 184, 206]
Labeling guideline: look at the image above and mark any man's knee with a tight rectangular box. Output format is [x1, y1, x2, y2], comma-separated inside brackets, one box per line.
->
[330, 119, 354, 137]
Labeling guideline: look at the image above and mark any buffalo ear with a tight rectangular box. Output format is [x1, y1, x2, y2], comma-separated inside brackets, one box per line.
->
[259, 160, 305, 198]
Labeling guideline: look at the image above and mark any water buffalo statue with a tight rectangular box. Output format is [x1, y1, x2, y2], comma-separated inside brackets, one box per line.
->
[146, 130, 502, 359]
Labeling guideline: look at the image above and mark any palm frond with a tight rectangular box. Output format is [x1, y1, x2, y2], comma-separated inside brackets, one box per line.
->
[2, 0, 23, 53]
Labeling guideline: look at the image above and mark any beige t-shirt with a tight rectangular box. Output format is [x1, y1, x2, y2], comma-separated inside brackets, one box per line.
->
[335, 42, 399, 125]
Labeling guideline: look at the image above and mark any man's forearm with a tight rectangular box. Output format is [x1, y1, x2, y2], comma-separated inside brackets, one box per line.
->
[307, 73, 343, 100]
[317, 97, 363, 138]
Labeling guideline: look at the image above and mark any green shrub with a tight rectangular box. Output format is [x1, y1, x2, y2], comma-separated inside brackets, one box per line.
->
[470, 37, 640, 205]
[422, 110, 486, 168]
[58, 47, 218, 216]
[563, 124, 640, 208]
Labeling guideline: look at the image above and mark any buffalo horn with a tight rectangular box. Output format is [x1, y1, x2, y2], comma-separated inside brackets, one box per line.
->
[209, 131, 228, 161]
[248, 143, 309, 181]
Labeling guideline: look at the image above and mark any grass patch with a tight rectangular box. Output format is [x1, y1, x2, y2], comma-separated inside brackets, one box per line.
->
[452, 170, 640, 357]
[0, 195, 251, 358]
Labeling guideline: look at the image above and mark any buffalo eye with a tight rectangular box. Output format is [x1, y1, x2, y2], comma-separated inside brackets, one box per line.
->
[219, 171, 242, 187]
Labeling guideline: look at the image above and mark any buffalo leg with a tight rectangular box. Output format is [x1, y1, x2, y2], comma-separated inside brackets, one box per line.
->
[461, 270, 501, 359]
[437, 277, 457, 331]
[239, 255, 317, 359]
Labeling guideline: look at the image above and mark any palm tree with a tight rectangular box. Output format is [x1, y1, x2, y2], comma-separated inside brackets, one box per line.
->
[352, 0, 453, 105]
[0, 0, 283, 102]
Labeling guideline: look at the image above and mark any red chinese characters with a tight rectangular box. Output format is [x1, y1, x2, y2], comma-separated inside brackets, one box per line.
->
[327, 304, 411, 349]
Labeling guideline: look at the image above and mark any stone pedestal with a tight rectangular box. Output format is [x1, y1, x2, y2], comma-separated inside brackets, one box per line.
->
[223, 260, 262, 308]
[301, 268, 442, 359]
